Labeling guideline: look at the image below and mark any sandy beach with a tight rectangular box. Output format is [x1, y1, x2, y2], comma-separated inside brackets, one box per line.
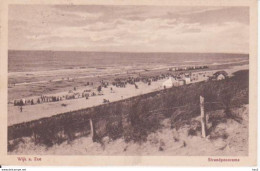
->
[8, 79, 166, 125]
[8, 64, 248, 126]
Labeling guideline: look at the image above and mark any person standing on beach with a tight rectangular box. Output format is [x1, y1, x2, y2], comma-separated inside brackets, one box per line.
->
[20, 106, 23, 112]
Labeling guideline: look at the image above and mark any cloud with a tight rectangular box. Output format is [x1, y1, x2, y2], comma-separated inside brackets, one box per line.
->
[8, 5, 249, 53]
[182, 7, 249, 25]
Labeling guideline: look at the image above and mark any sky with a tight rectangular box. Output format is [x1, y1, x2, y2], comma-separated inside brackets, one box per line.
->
[8, 5, 249, 53]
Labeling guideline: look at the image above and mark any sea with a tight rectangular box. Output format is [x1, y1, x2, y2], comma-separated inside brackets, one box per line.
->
[8, 50, 249, 85]
[8, 50, 249, 73]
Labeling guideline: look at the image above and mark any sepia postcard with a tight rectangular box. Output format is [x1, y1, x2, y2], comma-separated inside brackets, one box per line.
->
[0, 0, 258, 166]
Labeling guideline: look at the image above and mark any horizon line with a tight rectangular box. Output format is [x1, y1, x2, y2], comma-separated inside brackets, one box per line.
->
[8, 49, 249, 55]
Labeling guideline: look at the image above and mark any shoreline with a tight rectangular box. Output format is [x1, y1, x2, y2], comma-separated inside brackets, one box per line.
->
[8, 60, 248, 86]
[8, 61, 248, 101]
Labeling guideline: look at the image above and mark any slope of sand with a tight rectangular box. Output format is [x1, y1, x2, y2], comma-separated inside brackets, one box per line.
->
[9, 105, 248, 156]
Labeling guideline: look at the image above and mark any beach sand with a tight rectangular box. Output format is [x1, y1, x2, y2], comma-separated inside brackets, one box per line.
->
[8, 79, 166, 125]
[8, 64, 249, 126]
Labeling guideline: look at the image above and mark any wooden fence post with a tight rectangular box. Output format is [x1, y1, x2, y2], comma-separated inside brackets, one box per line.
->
[89, 118, 96, 142]
[32, 130, 37, 144]
[200, 96, 207, 138]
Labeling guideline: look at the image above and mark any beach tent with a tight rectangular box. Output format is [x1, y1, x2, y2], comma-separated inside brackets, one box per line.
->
[184, 76, 191, 84]
[162, 77, 176, 88]
[217, 74, 225, 80]
[211, 70, 228, 80]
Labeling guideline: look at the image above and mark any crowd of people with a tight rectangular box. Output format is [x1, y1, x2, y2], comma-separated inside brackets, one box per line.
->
[13, 89, 92, 107]
[12, 70, 199, 111]
[110, 72, 190, 88]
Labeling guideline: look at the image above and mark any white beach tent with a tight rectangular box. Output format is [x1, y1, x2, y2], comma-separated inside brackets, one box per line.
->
[162, 77, 176, 88]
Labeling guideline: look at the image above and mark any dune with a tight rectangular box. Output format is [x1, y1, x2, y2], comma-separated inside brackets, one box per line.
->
[8, 105, 248, 156]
